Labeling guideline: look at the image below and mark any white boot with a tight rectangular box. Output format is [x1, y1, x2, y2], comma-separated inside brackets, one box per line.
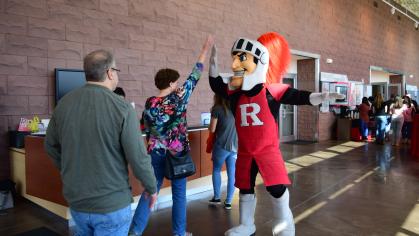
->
[224, 194, 257, 236]
[271, 189, 295, 236]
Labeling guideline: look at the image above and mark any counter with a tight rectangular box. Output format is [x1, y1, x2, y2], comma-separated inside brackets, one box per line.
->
[9, 126, 214, 219]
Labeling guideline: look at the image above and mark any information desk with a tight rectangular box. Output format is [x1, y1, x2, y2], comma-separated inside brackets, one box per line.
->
[411, 114, 419, 161]
[9, 126, 214, 219]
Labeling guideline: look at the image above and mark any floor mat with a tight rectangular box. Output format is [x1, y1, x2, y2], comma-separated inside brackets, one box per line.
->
[14, 227, 61, 236]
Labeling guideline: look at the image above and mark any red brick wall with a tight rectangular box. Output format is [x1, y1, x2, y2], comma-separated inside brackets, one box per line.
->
[297, 59, 318, 141]
[1, 0, 418, 179]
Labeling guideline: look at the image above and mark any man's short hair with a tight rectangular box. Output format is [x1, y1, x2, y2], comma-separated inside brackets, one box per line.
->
[154, 68, 180, 90]
[83, 50, 114, 82]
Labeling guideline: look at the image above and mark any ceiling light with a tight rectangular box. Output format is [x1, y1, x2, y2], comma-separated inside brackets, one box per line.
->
[391, 7, 396, 14]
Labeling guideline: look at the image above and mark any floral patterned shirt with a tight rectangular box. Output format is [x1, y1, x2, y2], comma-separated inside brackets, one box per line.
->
[142, 63, 203, 157]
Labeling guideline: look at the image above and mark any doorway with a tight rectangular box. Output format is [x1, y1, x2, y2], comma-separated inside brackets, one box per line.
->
[279, 74, 297, 142]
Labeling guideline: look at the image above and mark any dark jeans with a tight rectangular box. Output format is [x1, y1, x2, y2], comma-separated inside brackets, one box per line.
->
[402, 121, 412, 139]
[359, 120, 369, 139]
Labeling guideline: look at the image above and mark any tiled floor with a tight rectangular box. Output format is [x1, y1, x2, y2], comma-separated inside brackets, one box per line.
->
[1, 140, 418, 236]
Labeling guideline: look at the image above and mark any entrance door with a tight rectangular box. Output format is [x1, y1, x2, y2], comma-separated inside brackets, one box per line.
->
[279, 75, 297, 142]
[388, 83, 401, 98]
[372, 83, 387, 99]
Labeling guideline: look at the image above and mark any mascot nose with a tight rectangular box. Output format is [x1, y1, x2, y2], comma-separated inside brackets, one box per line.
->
[231, 57, 241, 70]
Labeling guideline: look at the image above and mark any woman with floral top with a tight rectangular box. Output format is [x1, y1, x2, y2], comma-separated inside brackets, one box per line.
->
[129, 36, 213, 236]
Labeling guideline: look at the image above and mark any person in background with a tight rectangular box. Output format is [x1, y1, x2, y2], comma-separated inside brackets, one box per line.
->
[358, 97, 371, 141]
[389, 96, 404, 147]
[45, 50, 157, 236]
[207, 94, 238, 210]
[406, 94, 419, 114]
[114, 86, 126, 98]
[402, 95, 416, 145]
[129, 36, 213, 236]
[372, 93, 390, 145]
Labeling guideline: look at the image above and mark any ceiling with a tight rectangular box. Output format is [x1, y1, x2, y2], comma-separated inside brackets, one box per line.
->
[393, 0, 419, 18]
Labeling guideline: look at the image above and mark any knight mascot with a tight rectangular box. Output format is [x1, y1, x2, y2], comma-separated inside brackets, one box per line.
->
[209, 32, 343, 236]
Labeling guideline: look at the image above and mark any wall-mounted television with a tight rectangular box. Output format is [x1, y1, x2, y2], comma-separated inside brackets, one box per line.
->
[55, 69, 86, 103]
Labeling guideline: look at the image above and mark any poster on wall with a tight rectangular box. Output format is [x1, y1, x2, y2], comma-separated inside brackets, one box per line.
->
[348, 81, 363, 107]
[321, 82, 330, 112]
[406, 84, 418, 101]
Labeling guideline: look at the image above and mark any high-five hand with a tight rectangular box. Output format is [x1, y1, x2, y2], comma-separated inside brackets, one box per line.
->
[198, 35, 214, 64]
[209, 44, 218, 78]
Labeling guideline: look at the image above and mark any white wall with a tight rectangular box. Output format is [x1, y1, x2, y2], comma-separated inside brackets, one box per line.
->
[370, 70, 390, 83]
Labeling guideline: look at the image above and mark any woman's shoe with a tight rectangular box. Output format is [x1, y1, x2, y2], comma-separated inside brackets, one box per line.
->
[224, 201, 232, 210]
[209, 198, 221, 205]
[174, 232, 192, 236]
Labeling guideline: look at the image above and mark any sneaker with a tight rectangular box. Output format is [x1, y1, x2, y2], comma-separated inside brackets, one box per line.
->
[224, 201, 232, 210]
[174, 232, 192, 236]
[128, 231, 141, 236]
[208, 198, 221, 205]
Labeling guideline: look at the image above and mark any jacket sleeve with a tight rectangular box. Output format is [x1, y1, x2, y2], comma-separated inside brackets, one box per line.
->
[279, 87, 312, 105]
[44, 116, 62, 171]
[121, 107, 157, 194]
[178, 63, 204, 104]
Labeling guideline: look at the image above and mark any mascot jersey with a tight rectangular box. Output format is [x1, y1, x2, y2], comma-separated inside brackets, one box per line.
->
[210, 79, 312, 189]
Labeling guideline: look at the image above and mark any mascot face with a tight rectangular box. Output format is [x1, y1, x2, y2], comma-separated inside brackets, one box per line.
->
[230, 38, 269, 91]
[230, 52, 257, 88]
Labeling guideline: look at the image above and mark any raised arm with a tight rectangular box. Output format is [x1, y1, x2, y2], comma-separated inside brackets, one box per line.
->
[178, 35, 213, 102]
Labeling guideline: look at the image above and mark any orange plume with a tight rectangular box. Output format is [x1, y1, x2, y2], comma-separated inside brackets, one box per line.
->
[257, 32, 291, 84]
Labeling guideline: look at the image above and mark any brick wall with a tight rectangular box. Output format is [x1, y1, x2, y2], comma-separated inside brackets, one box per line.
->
[1, 0, 418, 179]
[297, 59, 318, 141]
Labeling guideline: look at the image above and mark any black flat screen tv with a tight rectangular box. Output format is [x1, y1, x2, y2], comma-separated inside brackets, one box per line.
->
[55, 68, 86, 103]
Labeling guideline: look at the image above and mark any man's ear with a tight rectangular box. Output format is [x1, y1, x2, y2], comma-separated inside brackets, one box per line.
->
[106, 69, 114, 81]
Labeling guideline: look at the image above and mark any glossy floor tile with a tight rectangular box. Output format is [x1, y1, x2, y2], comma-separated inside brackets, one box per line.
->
[1, 141, 418, 236]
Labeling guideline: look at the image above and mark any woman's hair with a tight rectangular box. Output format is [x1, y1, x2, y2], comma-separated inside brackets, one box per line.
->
[212, 94, 229, 115]
[393, 96, 403, 109]
[257, 32, 291, 85]
[154, 68, 180, 90]
[362, 97, 369, 105]
[113, 87, 126, 98]
[403, 95, 412, 108]
[374, 93, 384, 109]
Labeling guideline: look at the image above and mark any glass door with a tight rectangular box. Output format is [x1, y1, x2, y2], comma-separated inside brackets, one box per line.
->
[372, 83, 387, 100]
[279, 75, 297, 142]
[388, 83, 401, 98]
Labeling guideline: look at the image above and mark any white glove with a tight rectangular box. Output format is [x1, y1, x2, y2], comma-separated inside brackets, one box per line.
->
[209, 44, 218, 78]
[309, 92, 345, 105]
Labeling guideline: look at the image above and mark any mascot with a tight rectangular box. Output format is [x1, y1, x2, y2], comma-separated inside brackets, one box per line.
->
[209, 32, 343, 236]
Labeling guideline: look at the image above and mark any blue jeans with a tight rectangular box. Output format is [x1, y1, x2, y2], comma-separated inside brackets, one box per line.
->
[402, 122, 412, 139]
[212, 144, 236, 204]
[375, 116, 387, 142]
[359, 120, 369, 139]
[131, 151, 187, 236]
[70, 205, 131, 236]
